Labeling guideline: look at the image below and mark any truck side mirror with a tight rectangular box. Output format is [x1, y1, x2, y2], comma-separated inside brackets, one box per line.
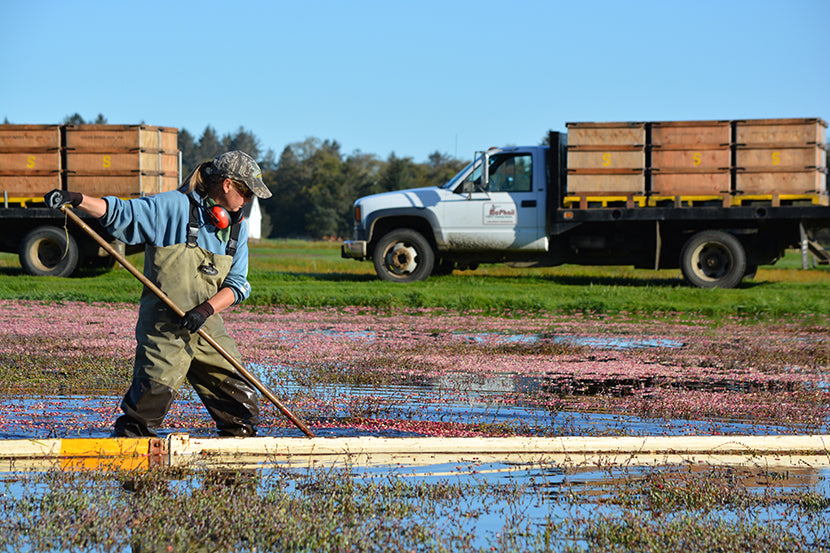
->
[468, 151, 491, 199]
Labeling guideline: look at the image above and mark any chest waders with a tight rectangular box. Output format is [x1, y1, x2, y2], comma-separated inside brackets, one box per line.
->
[112, 200, 260, 437]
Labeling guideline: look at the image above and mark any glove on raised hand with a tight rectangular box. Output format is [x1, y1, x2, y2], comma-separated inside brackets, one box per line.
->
[178, 301, 215, 332]
[44, 189, 83, 209]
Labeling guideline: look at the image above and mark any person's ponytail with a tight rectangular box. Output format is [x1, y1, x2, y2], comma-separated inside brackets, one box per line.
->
[179, 161, 214, 195]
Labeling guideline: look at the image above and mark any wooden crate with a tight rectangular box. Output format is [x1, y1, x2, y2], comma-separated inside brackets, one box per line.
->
[567, 148, 644, 170]
[0, 125, 61, 150]
[0, 151, 62, 173]
[651, 147, 730, 171]
[736, 145, 824, 169]
[651, 171, 731, 196]
[735, 118, 827, 146]
[650, 120, 731, 147]
[736, 169, 826, 195]
[64, 125, 178, 152]
[566, 122, 646, 147]
[0, 173, 62, 197]
[65, 173, 179, 197]
[566, 172, 645, 195]
[66, 151, 178, 173]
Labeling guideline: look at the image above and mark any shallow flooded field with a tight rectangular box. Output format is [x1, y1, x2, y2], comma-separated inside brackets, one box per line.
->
[1, 300, 827, 438]
[0, 300, 828, 551]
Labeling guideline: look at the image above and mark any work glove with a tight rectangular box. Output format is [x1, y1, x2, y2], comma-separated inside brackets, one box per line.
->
[44, 189, 83, 209]
[178, 301, 215, 333]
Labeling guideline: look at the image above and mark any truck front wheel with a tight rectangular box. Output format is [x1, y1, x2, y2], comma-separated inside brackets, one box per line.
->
[373, 229, 435, 283]
[19, 226, 79, 277]
[680, 230, 746, 289]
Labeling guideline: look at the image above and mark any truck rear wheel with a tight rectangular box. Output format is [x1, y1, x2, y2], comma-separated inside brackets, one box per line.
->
[680, 230, 746, 289]
[373, 229, 435, 283]
[19, 226, 79, 277]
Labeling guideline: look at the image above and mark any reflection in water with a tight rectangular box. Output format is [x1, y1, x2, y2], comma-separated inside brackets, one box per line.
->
[452, 331, 685, 350]
[2, 359, 826, 441]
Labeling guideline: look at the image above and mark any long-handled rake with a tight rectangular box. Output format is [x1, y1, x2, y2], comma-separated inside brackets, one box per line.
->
[61, 205, 315, 437]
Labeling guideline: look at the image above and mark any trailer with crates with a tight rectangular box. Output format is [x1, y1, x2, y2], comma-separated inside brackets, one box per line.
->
[342, 117, 829, 288]
[0, 124, 180, 276]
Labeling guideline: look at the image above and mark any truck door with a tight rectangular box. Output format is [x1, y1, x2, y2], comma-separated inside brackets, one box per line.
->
[441, 151, 546, 251]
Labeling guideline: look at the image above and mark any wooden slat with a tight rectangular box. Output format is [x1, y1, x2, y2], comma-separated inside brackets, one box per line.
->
[736, 169, 826, 195]
[566, 122, 646, 147]
[64, 125, 178, 152]
[650, 120, 731, 147]
[735, 118, 827, 146]
[0, 125, 61, 150]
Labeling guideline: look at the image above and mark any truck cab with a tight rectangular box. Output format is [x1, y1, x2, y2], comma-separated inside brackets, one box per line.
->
[342, 146, 554, 282]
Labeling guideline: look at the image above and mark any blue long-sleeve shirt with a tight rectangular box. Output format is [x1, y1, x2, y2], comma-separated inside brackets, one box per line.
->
[99, 190, 252, 303]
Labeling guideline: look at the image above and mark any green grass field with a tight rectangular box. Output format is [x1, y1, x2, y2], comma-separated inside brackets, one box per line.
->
[0, 240, 828, 318]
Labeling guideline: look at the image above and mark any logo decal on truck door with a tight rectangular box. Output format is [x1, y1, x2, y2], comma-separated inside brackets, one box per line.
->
[483, 203, 517, 225]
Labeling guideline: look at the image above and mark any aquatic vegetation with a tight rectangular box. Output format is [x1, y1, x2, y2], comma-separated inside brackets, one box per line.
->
[0, 300, 827, 438]
[0, 462, 827, 553]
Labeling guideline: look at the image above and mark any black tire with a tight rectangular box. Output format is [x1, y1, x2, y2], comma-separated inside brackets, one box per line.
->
[373, 229, 435, 283]
[19, 226, 79, 277]
[680, 230, 746, 289]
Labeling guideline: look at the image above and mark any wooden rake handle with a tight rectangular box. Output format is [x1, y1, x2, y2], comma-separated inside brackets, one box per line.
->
[60, 205, 315, 437]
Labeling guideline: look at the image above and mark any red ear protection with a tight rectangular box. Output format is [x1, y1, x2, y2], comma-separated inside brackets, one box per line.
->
[208, 205, 231, 229]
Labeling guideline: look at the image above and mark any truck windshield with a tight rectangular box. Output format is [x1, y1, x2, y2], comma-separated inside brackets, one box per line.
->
[442, 159, 476, 189]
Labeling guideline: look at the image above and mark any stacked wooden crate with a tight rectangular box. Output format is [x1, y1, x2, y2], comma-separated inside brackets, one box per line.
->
[0, 124, 179, 202]
[0, 125, 63, 198]
[734, 118, 826, 205]
[649, 120, 732, 205]
[564, 118, 827, 208]
[64, 125, 179, 197]
[565, 122, 646, 208]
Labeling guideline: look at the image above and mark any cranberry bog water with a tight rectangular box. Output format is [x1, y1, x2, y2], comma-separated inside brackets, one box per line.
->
[0, 243, 828, 552]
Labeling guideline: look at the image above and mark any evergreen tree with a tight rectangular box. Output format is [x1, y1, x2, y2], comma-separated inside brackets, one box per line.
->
[62, 113, 87, 125]
[344, 152, 382, 201]
[223, 126, 260, 159]
[419, 150, 466, 188]
[178, 129, 198, 176]
[197, 126, 222, 161]
[378, 153, 417, 192]
[262, 141, 311, 237]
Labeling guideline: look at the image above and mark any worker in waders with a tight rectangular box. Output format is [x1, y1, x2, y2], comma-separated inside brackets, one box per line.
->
[45, 151, 271, 438]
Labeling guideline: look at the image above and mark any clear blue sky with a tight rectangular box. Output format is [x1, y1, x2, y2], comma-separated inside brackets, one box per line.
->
[2, 0, 827, 163]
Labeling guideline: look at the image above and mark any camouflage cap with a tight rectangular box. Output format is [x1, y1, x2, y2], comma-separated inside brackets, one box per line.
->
[208, 151, 271, 199]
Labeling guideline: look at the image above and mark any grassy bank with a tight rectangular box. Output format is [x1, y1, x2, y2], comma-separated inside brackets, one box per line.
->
[0, 240, 828, 317]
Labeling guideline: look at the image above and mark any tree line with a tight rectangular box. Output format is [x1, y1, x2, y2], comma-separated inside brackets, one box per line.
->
[179, 127, 466, 240]
[58, 113, 466, 239]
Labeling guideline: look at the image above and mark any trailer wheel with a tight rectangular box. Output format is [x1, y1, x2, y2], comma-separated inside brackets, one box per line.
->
[19, 226, 79, 277]
[680, 230, 746, 289]
[373, 229, 435, 283]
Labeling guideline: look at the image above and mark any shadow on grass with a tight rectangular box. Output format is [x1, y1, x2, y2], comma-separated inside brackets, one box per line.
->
[534, 274, 768, 289]
[273, 270, 772, 289]
[0, 266, 121, 278]
[0, 266, 769, 291]
[278, 272, 379, 282]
